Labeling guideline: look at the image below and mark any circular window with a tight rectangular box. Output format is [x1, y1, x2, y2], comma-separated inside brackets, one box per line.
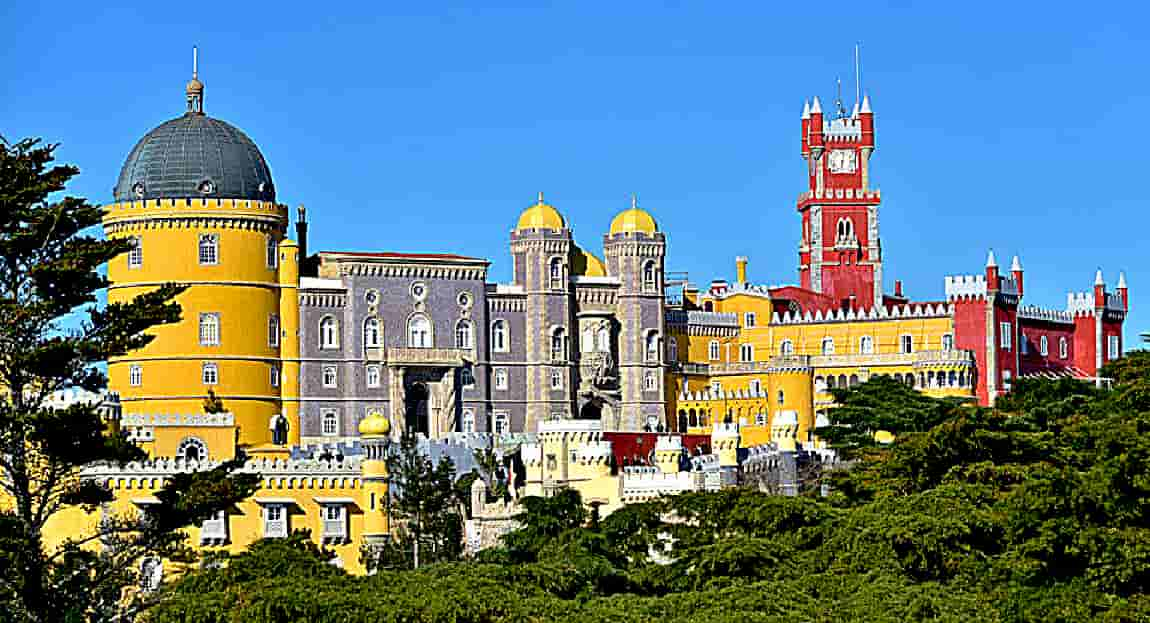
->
[131, 182, 146, 199]
[457, 292, 472, 308]
[410, 282, 427, 301]
[198, 180, 216, 195]
[365, 290, 380, 306]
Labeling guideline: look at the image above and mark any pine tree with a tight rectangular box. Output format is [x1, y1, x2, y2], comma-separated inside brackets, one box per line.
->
[0, 138, 258, 621]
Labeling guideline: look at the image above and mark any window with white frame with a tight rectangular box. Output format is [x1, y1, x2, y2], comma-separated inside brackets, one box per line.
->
[322, 366, 337, 388]
[127, 236, 143, 268]
[551, 329, 567, 362]
[1059, 337, 1068, 359]
[363, 317, 381, 349]
[319, 316, 339, 349]
[199, 509, 228, 545]
[198, 233, 219, 265]
[900, 334, 914, 354]
[1002, 369, 1012, 391]
[549, 257, 563, 290]
[408, 314, 431, 348]
[668, 337, 678, 362]
[780, 340, 794, 356]
[645, 332, 659, 362]
[749, 379, 761, 395]
[461, 409, 475, 433]
[739, 343, 753, 362]
[1020, 333, 1029, 355]
[139, 557, 163, 592]
[821, 337, 835, 355]
[321, 505, 347, 541]
[270, 364, 280, 388]
[550, 369, 563, 390]
[744, 312, 757, 328]
[494, 368, 508, 390]
[461, 364, 475, 387]
[266, 235, 278, 269]
[581, 327, 594, 352]
[644, 371, 657, 391]
[1000, 322, 1012, 350]
[941, 333, 954, 352]
[455, 320, 473, 349]
[1040, 335, 1049, 356]
[1109, 335, 1120, 359]
[201, 362, 218, 385]
[129, 364, 142, 387]
[321, 410, 339, 436]
[642, 261, 657, 293]
[268, 314, 280, 347]
[859, 335, 874, 354]
[199, 313, 220, 346]
[176, 436, 207, 461]
[262, 504, 288, 538]
[492, 319, 508, 352]
[597, 325, 610, 352]
[493, 411, 509, 435]
[710, 381, 722, 395]
[708, 340, 720, 361]
[366, 364, 381, 388]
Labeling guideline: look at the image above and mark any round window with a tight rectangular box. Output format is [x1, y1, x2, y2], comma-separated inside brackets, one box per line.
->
[132, 181, 146, 198]
[365, 290, 380, 305]
[198, 179, 216, 195]
[457, 292, 472, 308]
[411, 282, 427, 301]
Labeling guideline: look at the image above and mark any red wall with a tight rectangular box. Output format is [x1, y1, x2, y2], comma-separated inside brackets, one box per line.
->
[1018, 319, 1076, 375]
[952, 298, 988, 405]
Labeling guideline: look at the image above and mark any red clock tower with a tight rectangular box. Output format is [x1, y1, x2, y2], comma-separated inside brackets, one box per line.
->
[797, 93, 881, 310]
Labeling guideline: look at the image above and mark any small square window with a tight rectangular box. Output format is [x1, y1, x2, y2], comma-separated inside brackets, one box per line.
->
[744, 312, 756, 328]
[1000, 322, 1012, 350]
[550, 369, 563, 390]
[270, 365, 280, 388]
[321, 410, 339, 436]
[129, 364, 142, 387]
[493, 412, 509, 435]
[1109, 335, 1120, 359]
[366, 365, 381, 388]
[899, 335, 913, 354]
[127, 236, 143, 268]
[322, 366, 338, 389]
[202, 362, 218, 385]
[494, 368, 508, 390]
[198, 233, 219, 266]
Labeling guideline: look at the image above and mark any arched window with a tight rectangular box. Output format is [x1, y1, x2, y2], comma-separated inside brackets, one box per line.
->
[198, 233, 219, 265]
[948, 370, 957, 387]
[494, 368, 508, 390]
[199, 313, 220, 346]
[455, 320, 473, 349]
[1040, 335, 1049, 356]
[319, 316, 339, 349]
[645, 332, 659, 362]
[176, 437, 207, 462]
[708, 340, 720, 361]
[814, 376, 825, 392]
[491, 319, 508, 353]
[838, 374, 848, 388]
[821, 337, 835, 355]
[779, 339, 795, 356]
[849, 374, 860, 387]
[1059, 337, 1068, 359]
[859, 335, 874, 354]
[322, 365, 337, 388]
[321, 410, 339, 436]
[408, 314, 431, 348]
[551, 328, 567, 362]
[549, 257, 563, 289]
[128, 235, 143, 268]
[363, 317, 381, 349]
[645, 371, 657, 390]
[461, 409, 475, 433]
[366, 364, 381, 388]
[941, 334, 954, 351]
[643, 261, 657, 293]
[777, 389, 785, 406]
[266, 235, 278, 269]
[739, 344, 754, 362]
[668, 337, 678, 362]
[581, 327, 594, 352]
[271, 415, 288, 446]
[826, 375, 836, 389]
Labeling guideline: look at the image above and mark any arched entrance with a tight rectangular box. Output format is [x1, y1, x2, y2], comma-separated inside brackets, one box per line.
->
[404, 382, 430, 434]
[578, 400, 602, 420]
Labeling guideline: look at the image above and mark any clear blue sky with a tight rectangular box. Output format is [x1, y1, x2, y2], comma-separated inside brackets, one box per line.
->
[3, 2, 1147, 343]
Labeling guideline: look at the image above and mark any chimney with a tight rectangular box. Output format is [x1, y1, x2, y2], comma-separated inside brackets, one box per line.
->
[296, 204, 309, 262]
[894, 280, 903, 297]
[736, 256, 748, 285]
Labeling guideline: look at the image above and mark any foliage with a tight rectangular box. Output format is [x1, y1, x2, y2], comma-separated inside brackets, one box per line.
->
[152, 366, 1150, 622]
[0, 138, 257, 622]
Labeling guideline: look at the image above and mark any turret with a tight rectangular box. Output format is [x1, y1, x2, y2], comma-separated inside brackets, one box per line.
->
[1118, 271, 1128, 310]
[277, 238, 301, 446]
[808, 96, 824, 150]
[735, 256, 748, 285]
[654, 435, 683, 474]
[1011, 255, 1024, 297]
[859, 94, 874, 147]
[986, 250, 999, 288]
[359, 410, 391, 544]
[1094, 269, 1106, 309]
[800, 100, 811, 156]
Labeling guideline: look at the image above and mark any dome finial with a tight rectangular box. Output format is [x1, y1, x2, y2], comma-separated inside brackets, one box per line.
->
[186, 46, 204, 114]
[631, 193, 638, 209]
[537, 191, 545, 204]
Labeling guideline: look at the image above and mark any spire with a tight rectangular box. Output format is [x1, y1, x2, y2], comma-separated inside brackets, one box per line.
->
[1095, 269, 1105, 286]
[537, 191, 545, 204]
[986, 249, 997, 268]
[801, 99, 811, 119]
[631, 193, 638, 210]
[860, 94, 872, 114]
[185, 46, 204, 114]
[1118, 271, 1128, 289]
[851, 102, 860, 118]
[1011, 255, 1022, 272]
[810, 96, 822, 114]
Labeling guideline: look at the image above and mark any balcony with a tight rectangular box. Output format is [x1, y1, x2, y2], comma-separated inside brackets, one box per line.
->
[384, 347, 468, 367]
[322, 519, 348, 544]
[263, 518, 288, 539]
[810, 350, 974, 369]
[199, 512, 229, 546]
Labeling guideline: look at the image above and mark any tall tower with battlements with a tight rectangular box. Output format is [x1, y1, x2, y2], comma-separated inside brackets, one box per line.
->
[797, 94, 881, 309]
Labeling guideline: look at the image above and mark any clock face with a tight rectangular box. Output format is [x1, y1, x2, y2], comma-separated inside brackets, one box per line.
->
[828, 149, 857, 174]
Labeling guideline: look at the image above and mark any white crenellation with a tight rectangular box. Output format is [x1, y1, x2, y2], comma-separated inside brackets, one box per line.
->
[1017, 305, 1074, 325]
[1067, 292, 1095, 315]
[945, 275, 987, 300]
[120, 413, 235, 427]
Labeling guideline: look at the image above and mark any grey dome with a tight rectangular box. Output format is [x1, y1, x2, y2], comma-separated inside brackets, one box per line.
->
[113, 112, 275, 203]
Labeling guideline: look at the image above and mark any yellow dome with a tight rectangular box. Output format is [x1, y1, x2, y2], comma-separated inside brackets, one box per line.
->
[571, 245, 607, 277]
[358, 410, 390, 436]
[609, 198, 658, 236]
[515, 192, 565, 232]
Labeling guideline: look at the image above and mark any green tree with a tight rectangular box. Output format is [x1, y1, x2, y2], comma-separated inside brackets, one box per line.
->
[366, 432, 462, 571]
[0, 138, 257, 622]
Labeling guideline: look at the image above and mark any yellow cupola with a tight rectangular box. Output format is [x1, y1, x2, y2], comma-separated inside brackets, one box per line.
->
[571, 245, 607, 277]
[515, 192, 566, 232]
[609, 195, 658, 236]
[358, 409, 391, 437]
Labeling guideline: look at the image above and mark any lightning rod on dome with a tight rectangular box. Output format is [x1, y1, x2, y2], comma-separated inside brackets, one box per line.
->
[631, 193, 638, 209]
[854, 42, 861, 110]
[193, 46, 198, 79]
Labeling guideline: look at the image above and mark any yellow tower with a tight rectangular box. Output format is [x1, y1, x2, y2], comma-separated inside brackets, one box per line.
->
[104, 66, 289, 451]
[359, 410, 391, 543]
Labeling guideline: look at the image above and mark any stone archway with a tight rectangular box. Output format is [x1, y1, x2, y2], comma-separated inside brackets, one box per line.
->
[404, 382, 430, 434]
[578, 400, 602, 420]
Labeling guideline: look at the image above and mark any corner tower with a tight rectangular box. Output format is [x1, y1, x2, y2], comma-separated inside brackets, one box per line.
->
[104, 63, 290, 450]
[797, 94, 881, 309]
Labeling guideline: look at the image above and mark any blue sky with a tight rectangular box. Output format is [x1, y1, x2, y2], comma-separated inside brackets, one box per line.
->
[3, 2, 1147, 342]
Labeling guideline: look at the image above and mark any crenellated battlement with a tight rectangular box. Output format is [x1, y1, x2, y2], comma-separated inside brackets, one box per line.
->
[1067, 292, 1096, 316]
[83, 455, 363, 490]
[945, 275, 986, 300]
[1018, 305, 1074, 324]
[102, 198, 288, 228]
[120, 412, 235, 427]
[797, 188, 881, 203]
[771, 302, 951, 324]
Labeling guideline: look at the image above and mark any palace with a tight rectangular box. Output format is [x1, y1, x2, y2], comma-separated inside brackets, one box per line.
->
[36, 64, 1127, 578]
